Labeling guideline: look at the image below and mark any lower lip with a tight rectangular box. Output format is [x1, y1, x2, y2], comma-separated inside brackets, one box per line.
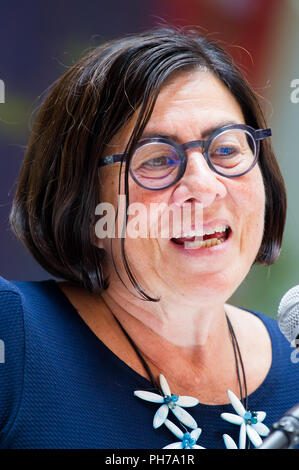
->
[169, 229, 233, 256]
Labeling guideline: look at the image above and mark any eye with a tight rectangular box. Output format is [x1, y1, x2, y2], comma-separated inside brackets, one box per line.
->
[141, 155, 178, 169]
[210, 146, 239, 158]
[208, 129, 254, 171]
[132, 143, 181, 172]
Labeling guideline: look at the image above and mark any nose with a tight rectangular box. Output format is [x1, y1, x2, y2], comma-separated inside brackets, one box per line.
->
[172, 150, 227, 207]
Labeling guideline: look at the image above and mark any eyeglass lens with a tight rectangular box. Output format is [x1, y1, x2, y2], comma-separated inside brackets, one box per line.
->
[130, 129, 256, 189]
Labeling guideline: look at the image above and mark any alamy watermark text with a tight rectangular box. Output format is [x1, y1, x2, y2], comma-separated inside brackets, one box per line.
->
[0, 339, 4, 363]
[0, 79, 4, 103]
[290, 79, 299, 103]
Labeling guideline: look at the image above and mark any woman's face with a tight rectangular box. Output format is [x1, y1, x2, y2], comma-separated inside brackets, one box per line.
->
[97, 70, 265, 304]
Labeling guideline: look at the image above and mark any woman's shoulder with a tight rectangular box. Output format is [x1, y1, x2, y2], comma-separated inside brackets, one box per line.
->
[0, 274, 85, 352]
[224, 303, 275, 348]
[0, 275, 27, 442]
[0, 274, 75, 322]
[225, 302, 295, 352]
[0, 275, 26, 339]
[0, 274, 56, 307]
[225, 303, 280, 336]
[0, 275, 111, 360]
[226, 302, 299, 376]
[0, 274, 22, 297]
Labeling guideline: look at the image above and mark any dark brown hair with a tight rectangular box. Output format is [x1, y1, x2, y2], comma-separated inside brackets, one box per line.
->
[9, 26, 287, 296]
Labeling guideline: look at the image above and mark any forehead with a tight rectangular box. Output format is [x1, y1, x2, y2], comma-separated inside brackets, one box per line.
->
[144, 70, 245, 138]
[106, 70, 245, 153]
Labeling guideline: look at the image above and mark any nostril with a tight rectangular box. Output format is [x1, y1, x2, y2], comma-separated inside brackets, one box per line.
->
[186, 197, 196, 203]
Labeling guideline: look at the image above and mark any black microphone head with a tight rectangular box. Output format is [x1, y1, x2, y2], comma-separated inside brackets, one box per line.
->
[278, 285, 299, 344]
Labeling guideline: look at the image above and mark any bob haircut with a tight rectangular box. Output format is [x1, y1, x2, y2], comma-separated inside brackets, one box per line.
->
[9, 26, 287, 297]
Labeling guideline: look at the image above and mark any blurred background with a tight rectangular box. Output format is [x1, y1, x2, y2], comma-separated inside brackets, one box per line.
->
[0, 0, 298, 318]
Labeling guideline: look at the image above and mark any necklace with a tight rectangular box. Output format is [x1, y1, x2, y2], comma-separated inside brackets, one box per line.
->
[111, 311, 270, 449]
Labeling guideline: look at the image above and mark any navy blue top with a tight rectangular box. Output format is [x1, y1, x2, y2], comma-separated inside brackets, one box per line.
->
[0, 274, 298, 449]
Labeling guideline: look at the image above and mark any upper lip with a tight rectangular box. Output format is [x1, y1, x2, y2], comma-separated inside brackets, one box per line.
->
[171, 220, 232, 238]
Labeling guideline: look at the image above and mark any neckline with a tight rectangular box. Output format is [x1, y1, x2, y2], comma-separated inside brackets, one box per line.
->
[46, 279, 277, 409]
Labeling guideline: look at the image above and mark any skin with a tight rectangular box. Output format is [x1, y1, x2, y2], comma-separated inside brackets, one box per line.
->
[58, 70, 272, 405]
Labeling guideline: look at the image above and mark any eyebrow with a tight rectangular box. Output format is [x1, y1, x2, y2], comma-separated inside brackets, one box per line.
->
[140, 120, 240, 141]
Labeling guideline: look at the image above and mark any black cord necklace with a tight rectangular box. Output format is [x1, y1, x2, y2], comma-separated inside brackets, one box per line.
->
[113, 312, 247, 399]
[111, 308, 250, 448]
[225, 313, 248, 410]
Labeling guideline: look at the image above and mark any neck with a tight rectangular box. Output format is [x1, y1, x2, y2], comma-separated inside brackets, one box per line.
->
[102, 283, 228, 339]
[57, 279, 248, 404]
[100, 285, 234, 379]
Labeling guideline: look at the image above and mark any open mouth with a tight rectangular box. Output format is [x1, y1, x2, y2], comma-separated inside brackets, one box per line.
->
[170, 225, 232, 249]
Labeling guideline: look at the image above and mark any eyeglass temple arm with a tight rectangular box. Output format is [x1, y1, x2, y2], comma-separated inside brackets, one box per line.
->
[98, 153, 124, 167]
[254, 128, 272, 140]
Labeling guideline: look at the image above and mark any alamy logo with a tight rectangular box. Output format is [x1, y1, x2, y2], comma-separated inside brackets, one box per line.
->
[0, 339, 4, 363]
[94, 195, 203, 243]
[290, 79, 299, 104]
[0, 79, 4, 103]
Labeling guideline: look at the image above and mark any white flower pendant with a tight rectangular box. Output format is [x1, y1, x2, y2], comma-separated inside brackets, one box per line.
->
[221, 390, 270, 448]
[134, 374, 199, 429]
[163, 419, 205, 449]
[134, 377, 270, 449]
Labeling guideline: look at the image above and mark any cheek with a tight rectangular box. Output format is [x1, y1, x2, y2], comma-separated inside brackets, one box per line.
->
[236, 168, 266, 250]
[95, 169, 123, 252]
[99, 168, 121, 206]
[97, 173, 167, 255]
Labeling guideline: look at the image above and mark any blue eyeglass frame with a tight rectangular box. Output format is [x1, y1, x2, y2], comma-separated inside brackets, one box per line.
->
[98, 124, 272, 191]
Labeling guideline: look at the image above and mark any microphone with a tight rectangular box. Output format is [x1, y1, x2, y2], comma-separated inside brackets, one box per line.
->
[258, 287, 299, 449]
[277, 285, 299, 349]
[258, 404, 299, 449]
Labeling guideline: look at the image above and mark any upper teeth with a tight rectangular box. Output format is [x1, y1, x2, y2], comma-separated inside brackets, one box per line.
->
[173, 225, 229, 238]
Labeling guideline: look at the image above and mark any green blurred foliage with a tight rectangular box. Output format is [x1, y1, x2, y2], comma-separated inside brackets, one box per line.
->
[0, 93, 33, 141]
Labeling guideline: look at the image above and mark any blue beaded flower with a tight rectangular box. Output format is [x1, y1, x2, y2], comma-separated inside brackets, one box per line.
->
[221, 390, 270, 448]
[163, 419, 205, 449]
[134, 374, 199, 429]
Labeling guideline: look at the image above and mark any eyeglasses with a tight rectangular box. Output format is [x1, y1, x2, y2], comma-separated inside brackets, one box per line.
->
[98, 124, 271, 190]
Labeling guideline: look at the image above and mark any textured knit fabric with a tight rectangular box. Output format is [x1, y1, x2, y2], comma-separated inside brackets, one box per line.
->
[0, 274, 298, 449]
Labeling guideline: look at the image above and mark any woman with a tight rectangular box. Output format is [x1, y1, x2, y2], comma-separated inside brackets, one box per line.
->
[0, 27, 297, 450]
